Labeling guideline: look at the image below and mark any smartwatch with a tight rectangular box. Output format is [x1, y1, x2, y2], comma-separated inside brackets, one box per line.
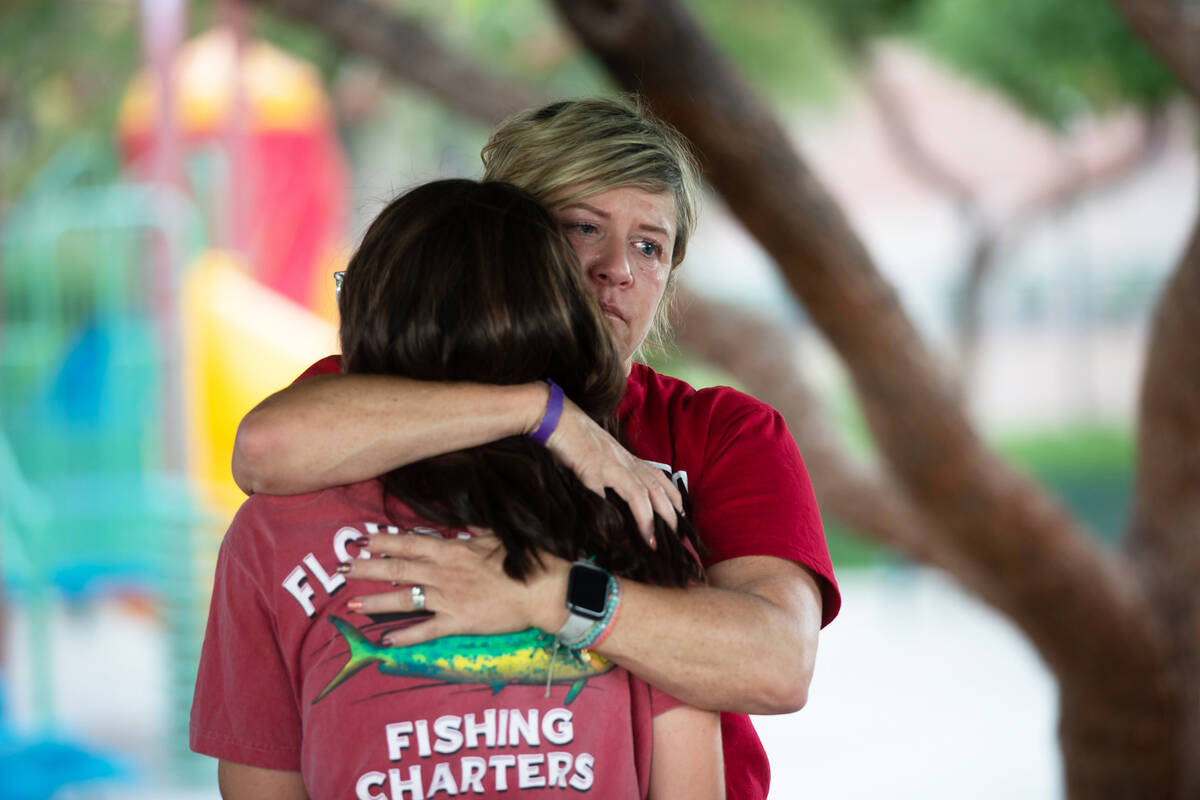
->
[555, 561, 613, 644]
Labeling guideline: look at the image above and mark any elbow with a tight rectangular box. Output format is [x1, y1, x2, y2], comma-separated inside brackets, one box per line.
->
[231, 411, 279, 495]
[740, 633, 817, 714]
[752, 665, 812, 715]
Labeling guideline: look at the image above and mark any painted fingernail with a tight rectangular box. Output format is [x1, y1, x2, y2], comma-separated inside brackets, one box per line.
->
[336, 564, 352, 574]
[648, 535, 657, 550]
[355, 536, 371, 548]
[347, 599, 363, 611]
[381, 636, 394, 647]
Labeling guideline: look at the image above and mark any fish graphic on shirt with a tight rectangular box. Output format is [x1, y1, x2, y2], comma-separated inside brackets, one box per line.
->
[314, 616, 614, 705]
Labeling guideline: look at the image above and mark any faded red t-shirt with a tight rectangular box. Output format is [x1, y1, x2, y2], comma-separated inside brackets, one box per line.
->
[283, 356, 842, 800]
[191, 480, 682, 798]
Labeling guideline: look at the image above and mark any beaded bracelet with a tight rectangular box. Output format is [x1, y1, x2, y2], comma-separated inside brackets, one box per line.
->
[529, 379, 565, 446]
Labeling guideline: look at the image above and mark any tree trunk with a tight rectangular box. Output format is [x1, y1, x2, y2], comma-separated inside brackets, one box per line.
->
[254, 0, 549, 125]
[1125, 193, 1200, 797]
[551, 0, 1186, 794]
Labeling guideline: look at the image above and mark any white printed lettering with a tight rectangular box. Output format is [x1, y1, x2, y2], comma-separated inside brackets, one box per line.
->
[386, 721, 414, 761]
[517, 753, 547, 789]
[496, 709, 508, 747]
[488, 755, 516, 792]
[414, 719, 432, 757]
[546, 752, 573, 788]
[569, 754, 594, 791]
[463, 710, 496, 749]
[356, 771, 388, 800]
[509, 709, 539, 747]
[642, 460, 688, 492]
[334, 526, 370, 562]
[389, 766, 424, 800]
[433, 715, 463, 755]
[458, 757, 487, 794]
[542, 707, 573, 745]
[426, 762, 458, 797]
[303, 552, 345, 594]
[281, 566, 315, 617]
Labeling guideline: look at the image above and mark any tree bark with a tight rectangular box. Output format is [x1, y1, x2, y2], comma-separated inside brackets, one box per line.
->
[551, 0, 1181, 793]
[251, 0, 549, 125]
[1109, 0, 1200, 103]
[672, 288, 971, 575]
[1126, 194, 1200, 796]
[864, 55, 1168, 384]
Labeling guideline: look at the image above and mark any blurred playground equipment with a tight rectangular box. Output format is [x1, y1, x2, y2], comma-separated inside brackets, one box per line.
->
[1, 23, 344, 797]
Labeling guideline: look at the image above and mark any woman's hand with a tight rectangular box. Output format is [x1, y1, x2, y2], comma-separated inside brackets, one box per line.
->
[545, 396, 682, 544]
[342, 529, 571, 646]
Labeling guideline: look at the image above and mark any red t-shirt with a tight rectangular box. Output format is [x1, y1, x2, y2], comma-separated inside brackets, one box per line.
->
[287, 356, 843, 799]
[191, 480, 682, 798]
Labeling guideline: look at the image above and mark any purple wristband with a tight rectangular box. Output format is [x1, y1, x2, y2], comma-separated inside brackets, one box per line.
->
[529, 379, 565, 446]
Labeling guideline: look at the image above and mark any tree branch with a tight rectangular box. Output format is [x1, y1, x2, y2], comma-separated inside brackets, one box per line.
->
[551, 0, 1160, 687]
[672, 289, 963, 570]
[249, 0, 550, 125]
[1108, 0, 1200, 103]
[862, 53, 1168, 379]
[1126, 187, 1200, 764]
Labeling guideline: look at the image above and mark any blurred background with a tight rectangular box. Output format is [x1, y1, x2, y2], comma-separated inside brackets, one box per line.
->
[0, 0, 1191, 797]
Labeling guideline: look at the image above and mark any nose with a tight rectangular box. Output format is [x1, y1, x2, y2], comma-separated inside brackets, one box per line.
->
[587, 241, 632, 288]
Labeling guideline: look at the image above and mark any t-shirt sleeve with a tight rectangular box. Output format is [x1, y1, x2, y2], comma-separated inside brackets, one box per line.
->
[294, 354, 343, 383]
[190, 513, 302, 770]
[692, 393, 841, 626]
[647, 683, 686, 717]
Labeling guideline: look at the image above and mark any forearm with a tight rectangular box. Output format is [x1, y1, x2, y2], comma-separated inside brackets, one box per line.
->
[233, 374, 547, 495]
[532, 556, 823, 715]
[218, 762, 309, 800]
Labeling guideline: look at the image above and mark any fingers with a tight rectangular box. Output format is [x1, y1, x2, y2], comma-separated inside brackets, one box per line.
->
[381, 617, 449, 648]
[651, 467, 684, 516]
[359, 530, 446, 559]
[347, 584, 432, 615]
[648, 481, 679, 533]
[624, 487, 657, 546]
[340, 553, 436, 586]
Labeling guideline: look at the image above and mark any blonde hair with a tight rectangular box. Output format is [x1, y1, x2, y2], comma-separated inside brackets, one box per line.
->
[481, 95, 702, 351]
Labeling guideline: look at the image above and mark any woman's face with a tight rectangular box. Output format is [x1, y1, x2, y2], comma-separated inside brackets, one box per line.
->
[551, 185, 676, 371]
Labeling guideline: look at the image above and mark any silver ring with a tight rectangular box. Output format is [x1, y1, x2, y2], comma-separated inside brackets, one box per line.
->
[411, 584, 426, 611]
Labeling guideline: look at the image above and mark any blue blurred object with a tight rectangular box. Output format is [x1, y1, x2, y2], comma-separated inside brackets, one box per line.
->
[0, 733, 131, 800]
[0, 672, 132, 800]
[49, 320, 111, 426]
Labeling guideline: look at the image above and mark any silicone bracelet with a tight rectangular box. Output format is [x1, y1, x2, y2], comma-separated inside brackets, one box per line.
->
[581, 580, 622, 650]
[562, 577, 621, 651]
[529, 379, 565, 446]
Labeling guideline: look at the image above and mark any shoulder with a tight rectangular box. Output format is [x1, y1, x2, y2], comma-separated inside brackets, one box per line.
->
[223, 480, 381, 557]
[628, 363, 787, 438]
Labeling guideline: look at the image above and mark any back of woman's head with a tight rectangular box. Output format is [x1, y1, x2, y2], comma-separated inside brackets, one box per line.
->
[338, 179, 702, 587]
[339, 179, 624, 421]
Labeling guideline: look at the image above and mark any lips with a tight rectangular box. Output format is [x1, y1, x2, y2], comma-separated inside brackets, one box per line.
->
[599, 302, 626, 323]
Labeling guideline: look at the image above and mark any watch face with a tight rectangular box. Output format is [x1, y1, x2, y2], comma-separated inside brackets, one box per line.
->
[567, 564, 609, 619]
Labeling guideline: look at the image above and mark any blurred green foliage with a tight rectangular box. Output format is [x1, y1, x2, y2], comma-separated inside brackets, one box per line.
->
[802, 0, 1177, 126]
[0, 0, 139, 204]
[0, 0, 1179, 207]
[918, 0, 1177, 126]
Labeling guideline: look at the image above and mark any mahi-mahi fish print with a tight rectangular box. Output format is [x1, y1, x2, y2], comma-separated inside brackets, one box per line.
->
[314, 616, 614, 705]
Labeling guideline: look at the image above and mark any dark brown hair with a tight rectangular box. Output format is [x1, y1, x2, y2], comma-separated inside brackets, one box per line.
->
[339, 179, 701, 587]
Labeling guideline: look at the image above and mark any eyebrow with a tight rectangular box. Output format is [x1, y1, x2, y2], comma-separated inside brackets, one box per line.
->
[558, 202, 673, 239]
